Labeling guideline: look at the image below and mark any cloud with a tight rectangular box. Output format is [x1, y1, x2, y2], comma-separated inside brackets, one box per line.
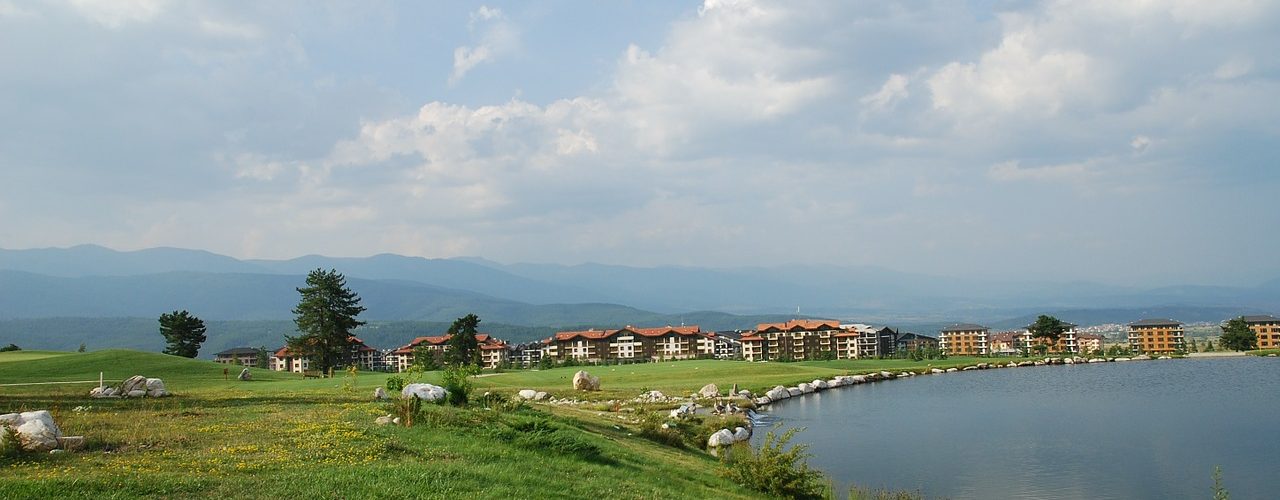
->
[450, 6, 517, 85]
[860, 74, 910, 111]
[66, 0, 167, 28]
[987, 160, 1093, 183]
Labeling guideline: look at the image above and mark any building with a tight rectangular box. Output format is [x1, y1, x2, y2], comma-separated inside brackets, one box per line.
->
[988, 332, 1022, 356]
[1019, 322, 1079, 354]
[213, 347, 263, 366]
[895, 332, 937, 353]
[1241, 315, 1280, 349]
[269, 336, 382, 373]
[1076, 333, 1105, 354]
[541, 325, 711, 363]
[858, 326, 900, 358]
[388, 333, 508, 371]
[1127, 319, 1185, 354]
[740, 320, 842, 361]
[508, 342, 544, 368]
[705, 331, 744, 359]
[939, 323, 989, 356]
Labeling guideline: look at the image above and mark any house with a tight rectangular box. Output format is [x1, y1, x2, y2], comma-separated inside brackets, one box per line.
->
[541, 325, 711, 363]
[1019, 322, 1079, 354]
[268, 336, 381, 373]
[740, 319, 843, 361]
[705, 331, 744, 359]
[987, 332, 1022, 356]
[508, 342, 545, 368]
[1076, 333, 1105, 354]
[1127, 319, 1185, 354]
[1240, 315, 1280, 349]
[939, 323, 989, 355]
[213, 347, 263, 367]
[895, 332, 938, 353]
[388, 333, 509, 371]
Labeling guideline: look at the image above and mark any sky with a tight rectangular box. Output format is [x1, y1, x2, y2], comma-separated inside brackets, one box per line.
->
[1, 0, 1277, 286]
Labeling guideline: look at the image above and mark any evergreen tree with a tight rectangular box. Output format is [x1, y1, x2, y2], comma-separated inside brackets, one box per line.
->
[254, 346, 270, 369]
[287, 269, 366, 375]
[158, 310, 207, 358]
[1028, 315, 1069, 350]
[1205, 340, 1216, 352]
[1189, 337, 1199, 353]
[445, 314, 482, 367]
[1219, 318, 1257, 351]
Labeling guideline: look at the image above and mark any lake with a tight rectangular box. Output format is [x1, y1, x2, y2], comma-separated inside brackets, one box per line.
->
[752, 357, 1280, 499]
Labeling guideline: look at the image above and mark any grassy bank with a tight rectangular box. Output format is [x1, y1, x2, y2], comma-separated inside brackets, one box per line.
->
[0, 350, 996, 498]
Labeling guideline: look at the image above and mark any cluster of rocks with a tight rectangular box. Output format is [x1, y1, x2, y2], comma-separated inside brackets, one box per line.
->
[373, 414, 402, 426]
[401, 383, 448, 402]
[516, 389, 550, 401]
[706, 426, 752, 453]
[88, 375, 169, 398]
[0, 410, 83, 453]
[572, 370, 601, 391]
[633, 390, 677, 403]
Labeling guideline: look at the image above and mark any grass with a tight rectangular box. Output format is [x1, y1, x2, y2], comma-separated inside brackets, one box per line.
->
[1247, 348, 1280, 356]
[0, 350, 1009, 498]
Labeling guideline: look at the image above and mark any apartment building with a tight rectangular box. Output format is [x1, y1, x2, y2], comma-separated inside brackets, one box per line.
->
[1019, 322, 1080, 354]
[268, 336, 381, 373]
[739, 319, 843, 361]
[1127, 319, 1185, 354]
[1241, 315, 1280, 349]
[939, 323, 990, 355]
[213, 347, 262, 367]
[541, 325, 711, 363]
[388, 333, 508, 371]
[1076, 333, 1104, 354]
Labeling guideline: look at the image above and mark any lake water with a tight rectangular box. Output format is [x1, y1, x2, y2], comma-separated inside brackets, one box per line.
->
[752, 358, 1280, 499]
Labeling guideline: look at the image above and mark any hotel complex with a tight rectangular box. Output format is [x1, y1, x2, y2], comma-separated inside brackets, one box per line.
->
[1127, 319, 1185, 354]
[1242, 315, 1280, 349]
[938, 323, 990, 355]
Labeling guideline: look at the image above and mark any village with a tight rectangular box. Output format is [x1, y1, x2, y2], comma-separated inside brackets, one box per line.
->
[211, 314, 1280, 374]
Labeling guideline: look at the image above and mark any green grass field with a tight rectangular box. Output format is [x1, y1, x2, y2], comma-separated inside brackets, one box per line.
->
[0, 350, 992, 498]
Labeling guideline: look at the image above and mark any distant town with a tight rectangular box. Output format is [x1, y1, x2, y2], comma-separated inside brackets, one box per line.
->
[212, 314, 1280, 374]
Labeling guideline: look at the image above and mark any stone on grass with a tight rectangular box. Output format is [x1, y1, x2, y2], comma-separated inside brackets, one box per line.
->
[534, 391, 548, 401]
[946, 368, 958, 373]
[931, 368, 945, 374]
[374, 415, 394, 426]
[401, 383, 448, 402]
[6, 411, 63, 452]
[733, 427, 751, 442]
[145, 378, 169, 397]
[698, 383, 719, 398]
[517, 389, 538, 400]
[127, 390, 147, 398]
[766, 386, 789, 401]
[707, 429, 736, 448]
[119, 375, 148, 394]
[238, 368, 252, 381]
[798, 383, 814, 394]
[572, 370, 601, 391]
[373, 387, 388, 400]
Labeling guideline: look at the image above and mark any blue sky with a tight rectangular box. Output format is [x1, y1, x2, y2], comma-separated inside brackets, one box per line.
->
[1, 0, 1277, 286]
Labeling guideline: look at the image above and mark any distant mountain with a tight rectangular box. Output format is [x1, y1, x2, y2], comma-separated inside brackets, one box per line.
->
[987, 306, 1267, 331]
[0, 244, 266, 277]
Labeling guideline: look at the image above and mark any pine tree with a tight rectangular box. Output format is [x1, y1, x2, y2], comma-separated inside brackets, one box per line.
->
[1219, 318, 1257, 352]
[158, 310, 207, 358]
[445, 314, 482, 367]
[287, 269, 366, 375]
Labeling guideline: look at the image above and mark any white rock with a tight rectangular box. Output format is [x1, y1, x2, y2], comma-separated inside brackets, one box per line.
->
[786, 387, 802, 397]
[393, 417, 402, 425]
[238, 368, 251, 381]
[733, 427, 751, 442]
[811, 379, 828, 390]
[880, 371, 894, 378]
[946, 368, 958, 373]
[698, 383, 720, 398]
[798, 383, 814, 394]
[126, 390, 147, 398]
[851, 375, 867, 383]
[1157, 356, 1171, 360]
[374, 387, 388, 400]
[145, 378, 166, 391]
[1116, 357, 1131, 362]
[517, 389, 538, 400]
[931, 368, 945, 374]
[572, 370, 601, 391]
[119, 375, 148, 394]
[766, 386, 789, 400]
[401, 383, 448, 402]
[1064, 358, 1075, 364]
[13, 411, 62, 452]
[146, 388, 169, 398]
[374, 415, 394, 426]
[1007, 362, 1017, 368]
[534, 391, 548, 401]
[738, 389, 752, 397]
[707, 429, 736, 448]
[1089, 358, 1106, 363]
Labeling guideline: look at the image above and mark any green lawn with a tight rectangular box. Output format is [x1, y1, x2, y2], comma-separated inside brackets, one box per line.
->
[0, 350, 999, 498]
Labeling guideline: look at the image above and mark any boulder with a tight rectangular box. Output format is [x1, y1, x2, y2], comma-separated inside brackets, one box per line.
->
[851, 375, 868, 384]
[572, 370, 601, 391]
[1007, 362, 1017, 368]
[1115, 357, 1131, 362]
[517, 389, 538, 400]
[738, 389, 752, 398]
[946, 368, 958, 373]
[786, 387, 803, 397]
[238, 368, 252, 381]
[373, 387, 388, 400]
[811, 379, 829, 390]
[1089, 358, 1106, 363]
[119, 375, 148, 394]
[56, 436, 85, 451]
[798, 383, 814, 394]
[879, 371, 894, 378]
[401, 383, 448, 402]
[754, 397, 771, 406]
[962, 366, 977, 371]
[127, 390, 147, 398]
[707, 429, 736, 448]
[374, 415, 394, 426]
[766, 386, 789, 400]
[534, 391, 548, 401]
[931, 368, 945, 374]
[88, 386, 117, 398]
[12, 411, 62, 452]
[698, 383, 720, 398]
[145, 378, 169, 397]
[1064, 358, 1075, 364]
[733, 427, 751, 442]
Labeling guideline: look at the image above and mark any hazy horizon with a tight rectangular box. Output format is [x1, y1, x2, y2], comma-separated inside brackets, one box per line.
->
[2, 1, 1277, 287]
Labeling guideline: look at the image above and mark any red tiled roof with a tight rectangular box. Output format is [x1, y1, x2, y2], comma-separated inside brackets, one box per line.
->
[630, 325, 701, 337]
[393, 333, 503, 354]
[755, 319, 842, 332]
[739, 335, 764, 342]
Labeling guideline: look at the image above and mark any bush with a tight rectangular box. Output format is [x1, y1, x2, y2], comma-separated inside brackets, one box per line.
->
[441, 365, 479, 406]
[390, 395, 422, 427]
[384, 375, 406, 394]
[1, 425, 21, 458]
[0, 344, 20, 352]
[492, 415, 606, 462]
[636, 412, 687, 449]
[721, 426, 826, 500]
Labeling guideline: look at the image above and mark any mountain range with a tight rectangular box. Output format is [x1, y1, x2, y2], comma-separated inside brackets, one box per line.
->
[0, 244, 1277, 353]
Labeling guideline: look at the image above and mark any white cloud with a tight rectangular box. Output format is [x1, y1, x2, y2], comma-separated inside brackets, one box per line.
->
[66, 0, 167, 28]
[987, 160, 1094, 183]
[860, 74, 910, 111]
[450, 6, 517, 85]
[1130, 135, 1151, 153]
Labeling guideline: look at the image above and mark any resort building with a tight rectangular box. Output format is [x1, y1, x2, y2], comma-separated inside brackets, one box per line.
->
[938, 323, 989, 356]
[388, 333, 509, 371]
[268, 347, 311, 373]
[213, 347, 263, 366]
[1241, 315, 1280, 349]
[705, 331, 744, 359]
[508, 342, 545, 368]
[1127, 319, 1185, 354]
[987, 332, 1022, 356]
[857, 326, 900, 358]
[268, 336, 382, 373]
[739, 320, 843, 361]
[1076, 333, 1105, 354]
[1019, 322, 1080, 354]
[895, 332, 938, 353]
[541, 325, 711, 363]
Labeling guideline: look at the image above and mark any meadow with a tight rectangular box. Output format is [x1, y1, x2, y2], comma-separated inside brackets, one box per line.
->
[0, 350, 988, 498]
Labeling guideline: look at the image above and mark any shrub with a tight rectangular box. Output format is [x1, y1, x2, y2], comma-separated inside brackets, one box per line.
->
[492, 415, 606, 462]
[384, 375, 406, 394]
[391, 395, 422, 427]
[636, 412, 687, 449]
[0, 344, 20, 352]
[441, 365, 479, 406]
[1, 425, 21, 458]
[721, 426, 826, 500]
